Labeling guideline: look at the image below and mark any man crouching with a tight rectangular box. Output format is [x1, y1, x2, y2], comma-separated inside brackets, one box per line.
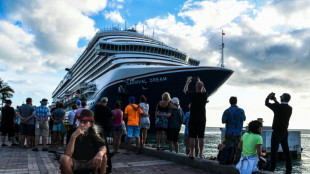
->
[60, 109, 107, 174]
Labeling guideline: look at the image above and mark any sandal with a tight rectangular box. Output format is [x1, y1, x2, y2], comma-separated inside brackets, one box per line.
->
[199, 154, 205, 159]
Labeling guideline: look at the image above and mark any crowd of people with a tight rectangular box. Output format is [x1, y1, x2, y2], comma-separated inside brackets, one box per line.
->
[0, 76, 293, 174]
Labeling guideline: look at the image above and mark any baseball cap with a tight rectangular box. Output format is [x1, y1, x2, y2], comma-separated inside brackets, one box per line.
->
[129, 96, 135, 103]
[100, 97, 108, 102]
[76, 100, 81, 104]
[171, 97, 179, 105]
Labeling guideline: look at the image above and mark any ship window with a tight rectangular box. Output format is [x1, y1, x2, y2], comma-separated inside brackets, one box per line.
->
[154, 47, 158, 54]
[122, 45, 125, 51]
[107, 44, 111, 50]
[126, 45, 129, 51]
[142, 46, 146, 52]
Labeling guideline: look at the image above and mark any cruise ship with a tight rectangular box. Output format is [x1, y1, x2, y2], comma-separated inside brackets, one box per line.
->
[52, 28, 233, 118]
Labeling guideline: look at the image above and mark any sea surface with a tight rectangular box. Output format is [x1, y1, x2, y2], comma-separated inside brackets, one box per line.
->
[175, 127, 309, 174]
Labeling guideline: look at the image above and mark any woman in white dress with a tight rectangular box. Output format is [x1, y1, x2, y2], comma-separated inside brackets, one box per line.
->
[139, 95, 150, 147]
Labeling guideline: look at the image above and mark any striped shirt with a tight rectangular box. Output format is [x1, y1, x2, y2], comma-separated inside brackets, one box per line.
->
[34, 105, 50, 121]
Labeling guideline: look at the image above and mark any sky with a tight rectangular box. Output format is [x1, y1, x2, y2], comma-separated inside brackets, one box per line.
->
[0, 0, 309, 129]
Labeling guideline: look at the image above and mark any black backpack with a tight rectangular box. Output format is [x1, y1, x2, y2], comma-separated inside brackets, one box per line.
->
[217, 145, 235, 165]
[257, 157, 271, 170]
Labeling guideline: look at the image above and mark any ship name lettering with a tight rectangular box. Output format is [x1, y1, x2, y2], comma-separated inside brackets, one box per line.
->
[149, 77, 167, 83]
[126, 79, 146, 85]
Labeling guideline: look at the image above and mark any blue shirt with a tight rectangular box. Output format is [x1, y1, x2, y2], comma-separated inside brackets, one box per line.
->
[168, 107, 184, 129]
[222, 106, 246, 136]
[34, 105, 50, 121]
[183, 112, 190, 136]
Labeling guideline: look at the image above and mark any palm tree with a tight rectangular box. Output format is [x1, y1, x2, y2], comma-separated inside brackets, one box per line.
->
[0, 78, 15, 106]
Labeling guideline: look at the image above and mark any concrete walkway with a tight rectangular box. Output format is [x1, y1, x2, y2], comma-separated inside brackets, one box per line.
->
[0, 145, 209, 174]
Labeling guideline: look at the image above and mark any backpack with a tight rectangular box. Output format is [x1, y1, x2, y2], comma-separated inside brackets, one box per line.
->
[217, 145, 235, 165]
[257, 157, 271, 170]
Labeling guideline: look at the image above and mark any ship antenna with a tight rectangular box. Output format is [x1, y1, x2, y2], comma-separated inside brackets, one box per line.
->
[221, 30, 225, 67]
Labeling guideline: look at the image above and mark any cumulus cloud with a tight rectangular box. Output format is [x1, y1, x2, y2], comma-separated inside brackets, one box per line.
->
[103, 10, 125, 23]
[140, 0, 310, 93]
[0, 0, 107, 73]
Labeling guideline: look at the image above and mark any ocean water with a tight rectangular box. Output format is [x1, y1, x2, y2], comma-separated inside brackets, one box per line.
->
[176, 127, 310, 174]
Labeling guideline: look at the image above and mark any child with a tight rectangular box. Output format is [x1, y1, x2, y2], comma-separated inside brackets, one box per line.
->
[236, 120, 266, 174]
[183, 104, 198, 158]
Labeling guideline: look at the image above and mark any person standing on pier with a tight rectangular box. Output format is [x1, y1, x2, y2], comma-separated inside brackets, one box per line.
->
[50, 102, 66, 149]
[155, 92, 174, 151]
[17, 98, 35, 148]
[222, 96, 246, 164]
[32, 98, 50, 151]
[139, 95, 150, 147]
[1, 100, 16, 146]
[183, 104, 199, 157]
[183, 76, 208, 159]
[265, 92, 292, 174]
[167, 97, 184, 153]
[124, 96, 143, 154]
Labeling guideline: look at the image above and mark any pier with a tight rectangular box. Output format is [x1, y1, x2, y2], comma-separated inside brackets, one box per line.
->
[0, 141, 277, 174]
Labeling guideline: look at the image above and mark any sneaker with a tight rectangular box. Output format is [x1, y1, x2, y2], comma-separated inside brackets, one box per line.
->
[1, 144, 8, 147]
[32, 148, 39, 151]
[42, 148, 49, 151]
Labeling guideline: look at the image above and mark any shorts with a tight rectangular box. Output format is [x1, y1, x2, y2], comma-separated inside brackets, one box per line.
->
[72, 158, 95, 171]
[35, 122, 49, 137]
[224, 134, 241, 147]
[184, 135, 198, 149]
[20, 124, 35, 136]
[156, 127, 167, 131]
[188, 121, 205, 138]
[126, 125, 140, 138]
[111, 125, 123, 132]
[1, 125, 14, 137]
[52, 123, 63, 132]
[167, 128, 180, 142]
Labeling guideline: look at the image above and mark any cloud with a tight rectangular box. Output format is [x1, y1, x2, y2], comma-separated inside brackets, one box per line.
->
[107, 0, 124, 9]
[103, 10, 125, 23]
[139, 0, 310, 93]
[7, 80, 33, 85]
[0, 0, 107, 73]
